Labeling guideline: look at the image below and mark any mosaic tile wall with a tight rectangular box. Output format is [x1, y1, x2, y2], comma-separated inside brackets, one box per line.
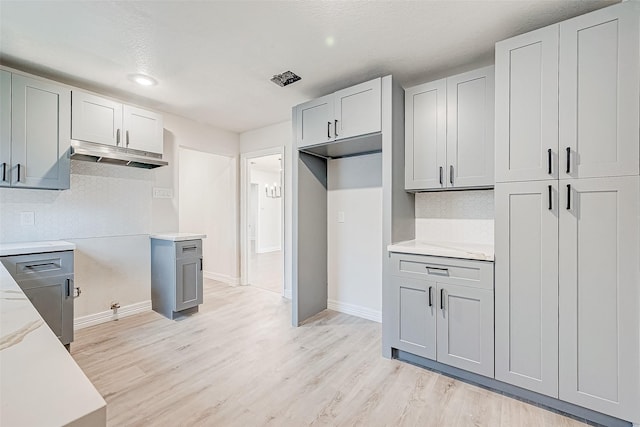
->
[414, 189, 494, 244]
[0, 160, 153, 243]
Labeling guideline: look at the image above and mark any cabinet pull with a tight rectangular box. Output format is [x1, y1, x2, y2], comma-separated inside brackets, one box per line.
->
[327, 122, 331, 139]
[25, 262, 58, 270]
[334, 119, 338, 137]
[1, 162, 6, 182]
[116, 129, 121, 146]
[440, 288, 445, 310]
[126, 130, 130, 147]
[200, 258, 203, 271]
[16, 164, 22, 183]
[566, 147, 571, 174]
[566, 184, 571, 210]
[426, 266, 449, 276]
[428, 286, 433, 307]
[439, 166, 443, 185]
[547, 149, 552, 175]
[449, 165, 454, 185]
[66, 278, 71, 297]
[548, 185, 552, 210]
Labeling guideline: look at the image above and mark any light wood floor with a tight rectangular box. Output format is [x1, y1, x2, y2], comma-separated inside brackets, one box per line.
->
[72, 279, 588, 427]
[248, 240, 283, 294]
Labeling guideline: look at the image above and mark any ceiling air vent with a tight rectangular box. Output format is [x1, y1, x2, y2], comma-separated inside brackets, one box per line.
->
[270, 70, 301, 87]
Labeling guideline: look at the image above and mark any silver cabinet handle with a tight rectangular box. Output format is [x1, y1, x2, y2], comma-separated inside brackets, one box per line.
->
[16, 164, 22, 183]
[426, 266, 449, 276]
[439, 166, 443, 185]
[548, 185, 552, 210]
[547, 148, 552, 175]
[1, 162, 6, 182]
[116, 129, 121, 146]
[126, 130, 130, 147]
[428, 286, 433, 307]
[334, 119, 338, 137]
[440, 288, 445, 310]
[449, 165, 454, 185]
[566, 147, 571, 174]
[327, 122, 331, 139]
[566, 184, 571, 210]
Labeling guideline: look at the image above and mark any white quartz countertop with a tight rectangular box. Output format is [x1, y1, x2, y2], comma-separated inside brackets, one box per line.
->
[0, 265, 106, 426]
[387, 240, 494, 262]
[0, 240, 76, 257]
[150, 232, 207, 241]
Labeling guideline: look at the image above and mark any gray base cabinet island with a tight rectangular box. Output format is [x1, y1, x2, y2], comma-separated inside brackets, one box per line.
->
[150, 233, 206, 320]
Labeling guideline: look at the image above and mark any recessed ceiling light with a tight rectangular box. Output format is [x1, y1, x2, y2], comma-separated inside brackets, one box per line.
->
[325, 36, 335, 47]
[128, 73, 157, 86]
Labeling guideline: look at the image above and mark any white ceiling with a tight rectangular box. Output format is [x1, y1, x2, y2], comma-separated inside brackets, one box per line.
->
[0, 0, 616, 134]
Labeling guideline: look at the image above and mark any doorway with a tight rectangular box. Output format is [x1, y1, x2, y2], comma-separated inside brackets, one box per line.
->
[241, 148, 285, 294]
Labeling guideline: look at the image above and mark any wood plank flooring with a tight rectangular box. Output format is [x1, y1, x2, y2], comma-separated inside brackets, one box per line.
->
[72, 279, 588, 427]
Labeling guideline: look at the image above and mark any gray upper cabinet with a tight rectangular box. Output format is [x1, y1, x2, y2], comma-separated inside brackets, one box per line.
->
[558, 176, 640, 421]
[0, 70, 10, 187]
[295, 78, 381, 149]
[405, 66, 494, 191]
[72, 90, 163, 154]
[494, 180, 559, 397]
[9, 73, 71, 190]
[404, 79, 446, 190]
[495, 25, 559, 183]
[71, 91, 122, 146]
[559, 3, 639, 179]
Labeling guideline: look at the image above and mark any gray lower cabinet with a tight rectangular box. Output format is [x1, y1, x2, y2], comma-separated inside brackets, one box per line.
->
[389, 253, 494, 378]
[151, 238, 203, 319]
[0, 251, 75, 346]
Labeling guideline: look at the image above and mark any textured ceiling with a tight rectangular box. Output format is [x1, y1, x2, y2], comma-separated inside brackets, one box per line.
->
[0, 0, 616, 134]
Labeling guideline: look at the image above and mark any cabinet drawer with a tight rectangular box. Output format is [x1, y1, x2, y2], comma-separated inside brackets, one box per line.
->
[0, 251, 74, 281]
[390, 252, 493, 290]
[175, 240, 202, 260]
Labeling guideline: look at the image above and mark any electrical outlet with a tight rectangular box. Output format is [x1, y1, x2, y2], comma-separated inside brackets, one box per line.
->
[153, 187, 173, 199]
[20, 211, 35, 226]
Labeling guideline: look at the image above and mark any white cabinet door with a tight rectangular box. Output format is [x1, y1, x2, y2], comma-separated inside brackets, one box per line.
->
[494, 181, 559, 397]
[0, 70, 10, 187]
[71, 91, 123, 147]
[334, 78, 381, 140]
[404, 79, 447, 190]
[390, 276, 437, 360]
[495, 25, 559, 183]
[559, 2, 639, 179]
[436, 282, 494, 378]
[446, 66, 494, 188]
[122, 105, 163, 154]
[558, 176, 640, 422]
[295, 94, 334, 148]
[11, 75, 70, 190]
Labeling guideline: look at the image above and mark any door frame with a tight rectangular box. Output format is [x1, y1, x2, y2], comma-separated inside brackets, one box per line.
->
[240, 147, 285, 294]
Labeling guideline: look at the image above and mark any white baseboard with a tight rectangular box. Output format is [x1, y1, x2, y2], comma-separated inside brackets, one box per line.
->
[284, 288, 292, 300]
[327, 299, 381, 323]
[75, 300, 152, 330]
[204, 271, 240, 285]
[256, 245, 281, 254]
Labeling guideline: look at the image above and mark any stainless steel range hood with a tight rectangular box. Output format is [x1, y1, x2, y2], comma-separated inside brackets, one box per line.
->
[70, 140, 168, 169]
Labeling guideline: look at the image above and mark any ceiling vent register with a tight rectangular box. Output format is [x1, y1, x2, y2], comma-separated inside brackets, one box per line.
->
[270, 70, 301, 87]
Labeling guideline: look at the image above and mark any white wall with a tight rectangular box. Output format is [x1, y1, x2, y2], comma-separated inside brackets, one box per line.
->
[179, 147, 239, 284]
[414, 189, 494, 244]
[239, 120, 292, 295]
[250, 169, 282, 253]
[327, 153, 383, 322]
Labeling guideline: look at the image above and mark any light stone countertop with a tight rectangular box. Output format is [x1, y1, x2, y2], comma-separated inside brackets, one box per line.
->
[149, 232, 207, 241]
[0, 264, 106, 426]
[0, 240, 76, 257]
[387, 240, 494, 262]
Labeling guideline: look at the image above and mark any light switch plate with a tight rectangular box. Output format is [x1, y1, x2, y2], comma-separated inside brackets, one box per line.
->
[337, 211, 345, 223]
[153, 187, 173, 199]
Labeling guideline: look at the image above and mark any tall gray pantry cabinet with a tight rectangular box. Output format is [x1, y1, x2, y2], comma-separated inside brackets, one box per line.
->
[494, 2, 640, 424]
[151, 234, 205, 319]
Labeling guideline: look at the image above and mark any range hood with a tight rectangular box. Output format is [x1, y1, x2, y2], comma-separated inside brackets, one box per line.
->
[70, 140, 168, 169]
[298, 132, 382, 160]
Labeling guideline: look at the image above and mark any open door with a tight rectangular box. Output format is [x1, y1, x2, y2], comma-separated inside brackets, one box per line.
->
[292, 151, 327, 326]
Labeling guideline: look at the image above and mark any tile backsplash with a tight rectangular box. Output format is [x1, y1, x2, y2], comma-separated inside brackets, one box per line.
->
[415, 189, 494, 244]
[0, 160, 153, 243]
